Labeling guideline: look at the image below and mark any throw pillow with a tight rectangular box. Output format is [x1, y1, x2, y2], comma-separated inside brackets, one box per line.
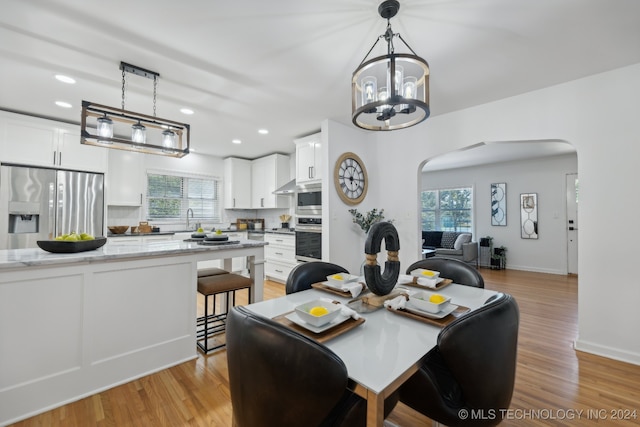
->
[453, 233, 472, 250]
[441, 232, 459, 249]
[422, 231, 443, 248]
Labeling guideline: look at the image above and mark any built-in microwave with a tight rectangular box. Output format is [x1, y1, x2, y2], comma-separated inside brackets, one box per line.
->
[295, 185, 321, 216]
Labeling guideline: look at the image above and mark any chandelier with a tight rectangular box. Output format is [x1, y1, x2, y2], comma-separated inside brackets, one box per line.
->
[81, 62, 190, 158]
[352, 0, 430, 131]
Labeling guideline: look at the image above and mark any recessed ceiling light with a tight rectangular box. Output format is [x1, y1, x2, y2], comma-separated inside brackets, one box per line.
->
[55, 101, 72, 108]
[232, 139, 242, 144]
[55, 74, 76, 84]
[180, 108, 194, 115]
[258, 129, 269, 135]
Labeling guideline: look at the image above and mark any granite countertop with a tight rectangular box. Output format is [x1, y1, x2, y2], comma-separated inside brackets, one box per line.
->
[0, 239, 267, 270]
[107, 231, 176, 237]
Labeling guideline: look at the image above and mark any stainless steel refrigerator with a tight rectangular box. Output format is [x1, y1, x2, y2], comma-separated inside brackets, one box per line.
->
[0, 164, 104, 249]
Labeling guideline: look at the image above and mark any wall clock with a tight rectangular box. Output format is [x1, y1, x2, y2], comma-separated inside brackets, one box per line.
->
[334, 152, 368, 205]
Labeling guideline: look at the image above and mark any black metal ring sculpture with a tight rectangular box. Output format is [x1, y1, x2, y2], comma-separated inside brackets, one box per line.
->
[364, 221, 400, 295]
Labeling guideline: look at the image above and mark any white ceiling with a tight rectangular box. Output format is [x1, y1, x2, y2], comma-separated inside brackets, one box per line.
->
[1, 0, 639, 161]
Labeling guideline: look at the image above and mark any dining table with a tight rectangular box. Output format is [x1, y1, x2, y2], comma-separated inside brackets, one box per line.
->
[244, 281, 498, 427]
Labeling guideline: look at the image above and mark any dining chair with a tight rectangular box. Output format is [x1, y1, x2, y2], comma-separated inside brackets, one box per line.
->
[226, 305, 398, 427]
[285, 261, 349, 294]
[406, 257, 485, 288]
[398, 292, 519, 426]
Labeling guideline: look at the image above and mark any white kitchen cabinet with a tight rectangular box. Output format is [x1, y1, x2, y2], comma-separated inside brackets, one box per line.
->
[0, 110, 107, 172]
[264, 233, 298, 283]
[107, 149, 145, 206]
[223, 157, 252, 209]
[107, 236, 141, 245]
[295, 132, 322, 185]
[251, 153, 290, 209]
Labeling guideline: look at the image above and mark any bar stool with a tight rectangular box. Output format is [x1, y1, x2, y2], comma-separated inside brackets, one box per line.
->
[196, 271, 252, 354]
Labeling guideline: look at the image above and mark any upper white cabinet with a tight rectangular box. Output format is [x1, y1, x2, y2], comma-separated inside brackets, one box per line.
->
[295, 133, 322, 185]
[224, 157, 252, 209]
[251, 153, 290, 209]
[0, 110, 107, 172]
[107, 149, 144, 206]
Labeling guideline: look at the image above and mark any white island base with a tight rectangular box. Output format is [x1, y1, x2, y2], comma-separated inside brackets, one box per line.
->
[0, 240, 265, 426]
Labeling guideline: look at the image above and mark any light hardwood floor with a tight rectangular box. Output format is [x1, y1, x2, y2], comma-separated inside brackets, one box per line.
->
[11, 269, 640, 426]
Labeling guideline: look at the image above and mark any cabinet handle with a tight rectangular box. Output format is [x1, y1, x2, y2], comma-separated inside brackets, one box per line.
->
[233, 197, 236, 207]
[140, 193, 143, 205]
[308, 166, 312, 179]
[58, 151, 62, 165]
[275, 269, 283, 273]
[52, 151, 57, 165]
[276, 239, 283, 243]
[261, 197, 264, 207]
[275, 252, 283, 255]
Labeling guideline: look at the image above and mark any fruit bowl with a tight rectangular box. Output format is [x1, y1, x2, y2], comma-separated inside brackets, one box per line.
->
[407, 291, 451, 314]
[37, 237, 108, 253]
[295, 299, 341, 327]
[108, 226, 129, 234]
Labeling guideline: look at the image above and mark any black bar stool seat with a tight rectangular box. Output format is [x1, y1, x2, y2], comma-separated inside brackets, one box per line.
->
[196, 272, 252, 354]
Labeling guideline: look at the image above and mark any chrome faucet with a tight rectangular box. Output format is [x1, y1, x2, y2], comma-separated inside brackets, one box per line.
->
[186, 208, 194, 230]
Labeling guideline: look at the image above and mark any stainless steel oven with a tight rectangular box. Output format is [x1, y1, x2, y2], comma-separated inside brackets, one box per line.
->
[295, 185, 321, 216]
[295, 217, 322, 262]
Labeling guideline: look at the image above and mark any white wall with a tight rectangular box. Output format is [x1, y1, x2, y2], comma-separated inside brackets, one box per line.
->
[325, 62, 640, 365]
[422, 153, 578, 274]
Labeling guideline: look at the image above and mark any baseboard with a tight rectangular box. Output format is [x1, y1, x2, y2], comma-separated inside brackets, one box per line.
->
[574, 338, 640, 366]
[496, 264, 567, 275]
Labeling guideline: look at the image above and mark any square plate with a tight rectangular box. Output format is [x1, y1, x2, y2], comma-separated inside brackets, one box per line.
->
[285, 312, 350, 333]
[404, 303, 459, 319]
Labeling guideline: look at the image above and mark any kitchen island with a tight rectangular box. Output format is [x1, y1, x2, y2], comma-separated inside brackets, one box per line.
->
[0, 239, 266, 426]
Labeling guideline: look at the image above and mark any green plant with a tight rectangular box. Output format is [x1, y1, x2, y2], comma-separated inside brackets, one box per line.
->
[348, 208, 392, 233]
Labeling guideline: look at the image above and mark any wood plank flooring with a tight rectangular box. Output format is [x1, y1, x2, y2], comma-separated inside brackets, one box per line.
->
[11, 269, 640, 426]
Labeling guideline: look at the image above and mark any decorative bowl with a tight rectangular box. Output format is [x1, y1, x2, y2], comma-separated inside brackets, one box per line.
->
[295, 299, 342, 327]
[37, 237, 108, 253]
[327, 273, 359, 285]
[108, 226, 129, 234]
[407, 291, 451, 314]
[410, 268, 440, 279]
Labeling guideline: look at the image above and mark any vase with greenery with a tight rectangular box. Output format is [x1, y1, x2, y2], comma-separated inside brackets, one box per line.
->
[349, 208, 391, 234]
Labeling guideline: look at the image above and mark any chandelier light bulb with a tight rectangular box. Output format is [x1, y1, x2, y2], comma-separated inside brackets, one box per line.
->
[96, 114, 113, 139]
[131, 121, 146, 144]
[162, 128, 177, 149]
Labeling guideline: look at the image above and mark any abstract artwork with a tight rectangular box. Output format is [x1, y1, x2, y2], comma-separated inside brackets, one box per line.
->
[491, 183, 507, 226]
[520, 193, 538, 239]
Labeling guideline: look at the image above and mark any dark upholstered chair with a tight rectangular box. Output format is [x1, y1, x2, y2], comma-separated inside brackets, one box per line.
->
[226, 306, 398, 427]
[285, 261, 349, 294]
[398, 293, 519, 426]
[406, 257, 485, 288]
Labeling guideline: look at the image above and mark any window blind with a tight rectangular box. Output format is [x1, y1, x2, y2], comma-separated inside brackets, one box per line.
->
[146, 172, 221, 222]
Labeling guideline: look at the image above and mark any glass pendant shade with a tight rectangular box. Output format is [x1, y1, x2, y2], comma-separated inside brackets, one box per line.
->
[132, 121, 146, 143]
[162, 128, 177, 149]
[96, 115, 113, 138]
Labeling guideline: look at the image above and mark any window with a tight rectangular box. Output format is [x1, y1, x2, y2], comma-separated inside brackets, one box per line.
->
[421, 187, 473, 232]
[146, 172, 221, 222]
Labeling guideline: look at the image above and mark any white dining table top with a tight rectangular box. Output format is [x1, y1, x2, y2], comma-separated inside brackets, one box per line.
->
[245, 283, 498, 394]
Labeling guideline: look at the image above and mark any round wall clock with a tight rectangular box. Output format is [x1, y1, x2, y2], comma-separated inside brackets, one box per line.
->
[334, 152, 368, 205]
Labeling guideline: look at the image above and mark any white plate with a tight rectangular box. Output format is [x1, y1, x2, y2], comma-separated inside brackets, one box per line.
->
[285, 312, 350, 333]
[322, 280, 363, 291]
[404, 303, 459, 319]
[327, 273, 360, 285]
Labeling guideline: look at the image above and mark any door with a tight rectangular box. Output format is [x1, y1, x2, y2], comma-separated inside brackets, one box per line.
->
[566, 173, 578, 275]
[0, 165, 56, 249]
[56, 170, 104, 237]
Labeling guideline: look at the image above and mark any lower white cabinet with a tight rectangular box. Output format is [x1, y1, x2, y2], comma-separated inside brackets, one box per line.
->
[264, 233, 298, 283]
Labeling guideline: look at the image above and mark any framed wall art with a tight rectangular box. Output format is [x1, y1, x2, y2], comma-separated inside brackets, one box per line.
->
[491, 183, 507, 226]
[520, 193, 538, 239]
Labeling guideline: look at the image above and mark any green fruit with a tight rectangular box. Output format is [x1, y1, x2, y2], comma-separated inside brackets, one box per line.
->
[64, 235, 79, 241]
[80, 233, 95, 241]
[54, 235, 64, 241]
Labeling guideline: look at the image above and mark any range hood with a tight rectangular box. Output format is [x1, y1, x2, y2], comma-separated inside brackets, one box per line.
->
[273, 179, 297, 195]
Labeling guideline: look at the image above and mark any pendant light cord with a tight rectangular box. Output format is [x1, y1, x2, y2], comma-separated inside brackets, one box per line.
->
[121, 67, 126, 110]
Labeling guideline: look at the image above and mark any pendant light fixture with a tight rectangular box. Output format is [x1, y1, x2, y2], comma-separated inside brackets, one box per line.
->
[352, 0, 430, 131]
[81, 62, 190, 157]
